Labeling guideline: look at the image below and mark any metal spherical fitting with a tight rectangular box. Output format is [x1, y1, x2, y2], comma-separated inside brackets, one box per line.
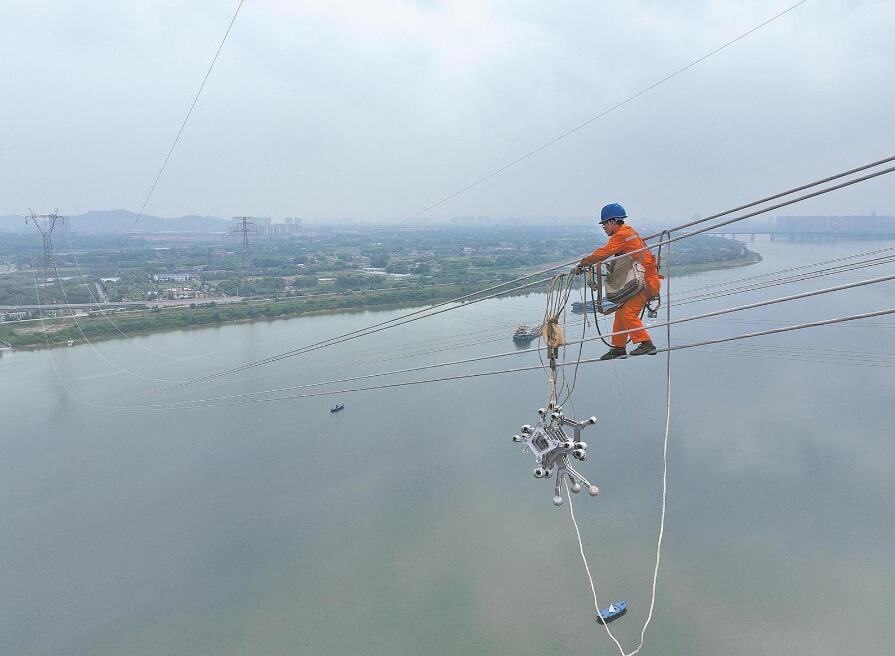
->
[588, 416, 597, 425]
[588, 485, 600, 497]
[512, 434, 522, 442]
[575, 441, 587, 450]
[550, 412, 560, 421]
[570, 482, 582, 494]
[533, 467, 546, 478]
[572, 449, 585, 460]
[521, 424, 532, 434]
[553, 495, 564, 506]
[538, 408, 546, 416]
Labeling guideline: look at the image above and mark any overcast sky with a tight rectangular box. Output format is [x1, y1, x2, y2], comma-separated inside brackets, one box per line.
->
[1, 0, 892, 222]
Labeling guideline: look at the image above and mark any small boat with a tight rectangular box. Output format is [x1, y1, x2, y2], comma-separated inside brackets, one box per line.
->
[330, 404, 345, 413]
[596, 600, 627, 624]
[573, 299, 619, 315]
[512, 324, 540, 343]
[66, 338, 74, 347]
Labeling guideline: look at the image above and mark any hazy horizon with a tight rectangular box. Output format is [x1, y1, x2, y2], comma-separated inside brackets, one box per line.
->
[2, 2, 893, 221]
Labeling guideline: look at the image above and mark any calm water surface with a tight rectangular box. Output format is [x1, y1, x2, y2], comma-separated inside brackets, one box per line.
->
[2, 239, 894, 655]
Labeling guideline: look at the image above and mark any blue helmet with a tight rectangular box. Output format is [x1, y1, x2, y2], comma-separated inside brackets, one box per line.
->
[599, 203, 627, 223]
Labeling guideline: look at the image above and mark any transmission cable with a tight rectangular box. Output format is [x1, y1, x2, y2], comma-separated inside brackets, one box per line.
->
[142, 155, 895, 393]
[698, 345, 895, 369]
[118, 308, 895, 411]
[598, 164, 895, 265]
[60, 230, 173, 359]
[152, 258, 895, 403]
[132, 273, 895, 410]
[25, 245, 134, 411]
[122, 0, 246, 244]
[152, 273, 557, 392]
[111, 242, 895, 401]
[397, 0, 809, 225]
[674, 243, 895, 297]
[50, 259, 177, 383]
[672, 253, 895, 306]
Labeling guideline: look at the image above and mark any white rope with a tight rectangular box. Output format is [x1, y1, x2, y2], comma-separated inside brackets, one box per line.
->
[566, 236, 673, 655]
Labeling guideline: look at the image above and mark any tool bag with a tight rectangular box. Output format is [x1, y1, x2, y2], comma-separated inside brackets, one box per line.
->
[603, 254, 645, 305]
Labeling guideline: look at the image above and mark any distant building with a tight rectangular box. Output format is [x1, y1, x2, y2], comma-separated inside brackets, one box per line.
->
[776, 215, 895, 234]
[254, 222, 298, 238]
[164, 287, 199, 299]
[452, 216, 492, 226]
[153, 272, 192, 282]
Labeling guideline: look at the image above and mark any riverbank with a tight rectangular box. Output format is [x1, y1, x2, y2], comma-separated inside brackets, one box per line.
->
[0, 250, 760, 351]
[661, 248, 762, 275]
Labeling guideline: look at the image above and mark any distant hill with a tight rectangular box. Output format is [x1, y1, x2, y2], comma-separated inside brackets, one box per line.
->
[0, 210, 230, 234]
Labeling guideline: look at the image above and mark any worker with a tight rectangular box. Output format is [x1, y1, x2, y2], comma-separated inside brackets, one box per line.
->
[575, 203, 660, 359]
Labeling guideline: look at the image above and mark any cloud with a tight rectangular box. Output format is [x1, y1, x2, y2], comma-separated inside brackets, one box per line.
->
[1, 0, 893, 220]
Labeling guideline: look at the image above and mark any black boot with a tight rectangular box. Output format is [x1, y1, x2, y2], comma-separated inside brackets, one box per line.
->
[600, 347, 627, 360]
[630, 341, 657, 356]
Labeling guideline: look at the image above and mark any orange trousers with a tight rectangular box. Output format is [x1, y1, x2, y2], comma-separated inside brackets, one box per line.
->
[611, 280, 660, 348]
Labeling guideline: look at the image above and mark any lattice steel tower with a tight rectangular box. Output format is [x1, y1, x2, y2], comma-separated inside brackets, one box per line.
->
[230, 216, 257, 281]
[27, 211, 60, 304]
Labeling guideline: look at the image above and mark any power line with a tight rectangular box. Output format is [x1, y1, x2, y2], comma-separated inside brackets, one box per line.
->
[122, 0, 246, 244]
[87, 239, 893, 384]
[131, 273, 895, 409]
[50, 259, 176, 383]
[120, 307, 895, 410]
[671, 253, 895, 306]
[68, 240, 895, 402]
[397, 0, 810, 224]
[698, 345, 895, 369]
[25, 248, 120, 412]
[150, 273, 558, 392]
[604, 164, 895, 263]
[146, 155, 895, 392]
[670, 243, 895, 297]
[59, 230, 172, 358]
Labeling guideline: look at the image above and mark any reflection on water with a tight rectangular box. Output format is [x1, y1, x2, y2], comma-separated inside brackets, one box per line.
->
[2, 239, 895, 655]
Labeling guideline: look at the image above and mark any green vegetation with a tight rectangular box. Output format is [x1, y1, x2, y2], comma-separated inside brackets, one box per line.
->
[0, 285, 486, 347]
[0, 225, 759, 349]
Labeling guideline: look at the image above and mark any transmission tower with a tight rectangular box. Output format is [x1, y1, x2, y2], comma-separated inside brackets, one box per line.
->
[27, 211, 60, 305]
[230, 217, 257, 281]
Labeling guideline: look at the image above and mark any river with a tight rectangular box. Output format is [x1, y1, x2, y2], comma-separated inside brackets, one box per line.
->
[2, 238, 894, 655]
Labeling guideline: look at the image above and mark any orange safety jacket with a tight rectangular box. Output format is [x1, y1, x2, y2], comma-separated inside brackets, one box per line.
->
[579, 224, 661, 291]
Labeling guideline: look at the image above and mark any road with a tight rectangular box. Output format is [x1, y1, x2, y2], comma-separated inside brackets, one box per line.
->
[0, 296, 245, 311]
